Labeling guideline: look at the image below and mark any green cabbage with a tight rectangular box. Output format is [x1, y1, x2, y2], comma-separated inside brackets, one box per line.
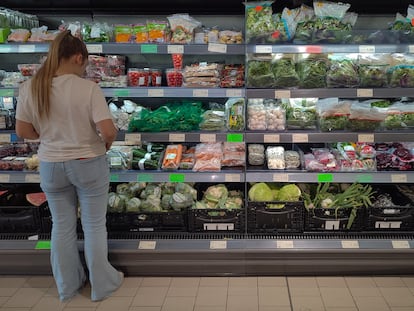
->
[248, 182, 274, 202]
[277, 184, 301, 201]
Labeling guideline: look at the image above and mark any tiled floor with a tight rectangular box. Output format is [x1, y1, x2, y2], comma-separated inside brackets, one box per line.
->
[1, 275, 414, 311]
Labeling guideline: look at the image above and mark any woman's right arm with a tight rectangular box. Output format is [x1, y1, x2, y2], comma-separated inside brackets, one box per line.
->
[96, 119, 118, 151]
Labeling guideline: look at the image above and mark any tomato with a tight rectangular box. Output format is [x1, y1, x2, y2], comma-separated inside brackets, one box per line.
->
[172, 54, 183, 69]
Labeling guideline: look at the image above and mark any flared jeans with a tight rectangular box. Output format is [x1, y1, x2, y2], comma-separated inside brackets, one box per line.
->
[39, 155, 122, 301]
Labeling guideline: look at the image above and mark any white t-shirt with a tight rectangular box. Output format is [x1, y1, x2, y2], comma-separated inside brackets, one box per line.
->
[16, 74, 113, 162]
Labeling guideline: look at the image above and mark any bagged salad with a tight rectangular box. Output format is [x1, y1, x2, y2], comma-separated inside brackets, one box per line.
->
[271, 54, 300, 88]
[167, 14, 202, 44]
[326, 54, 359, 88]
[297, 53, 329, 88]
[358, 54, 391, 88]
[387, 53, 414, 88]
[247, 55, 275, 88]
[348, 100, 387, 131]
[317, 98, 351, 132]
[282, 98, 317, 130]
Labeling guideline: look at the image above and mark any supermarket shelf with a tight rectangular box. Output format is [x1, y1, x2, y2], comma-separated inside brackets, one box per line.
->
[103, 87, 245, 98]
[246, 44, 412, 54]
[246, 170, 414, 183]
[1, 234, 414, 275]
[120, 131, 244, 143]
[244, 131, 414, 143]
[0, 43, 245, 55]
[246, 88, 414, 99]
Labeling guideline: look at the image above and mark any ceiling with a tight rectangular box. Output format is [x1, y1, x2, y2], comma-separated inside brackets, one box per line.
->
[2, 0, 413, 15]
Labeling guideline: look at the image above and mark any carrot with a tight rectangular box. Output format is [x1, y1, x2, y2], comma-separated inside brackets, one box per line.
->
[162, 144, 183, 170]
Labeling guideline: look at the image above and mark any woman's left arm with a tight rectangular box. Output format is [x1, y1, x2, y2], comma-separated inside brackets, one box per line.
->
[16, 120, 39, 140]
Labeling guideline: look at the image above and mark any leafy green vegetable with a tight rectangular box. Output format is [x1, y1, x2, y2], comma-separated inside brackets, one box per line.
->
[248, 182, 274, 202]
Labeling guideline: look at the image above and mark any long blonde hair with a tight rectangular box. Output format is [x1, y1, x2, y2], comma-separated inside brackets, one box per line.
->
[30, 30, 88, 119]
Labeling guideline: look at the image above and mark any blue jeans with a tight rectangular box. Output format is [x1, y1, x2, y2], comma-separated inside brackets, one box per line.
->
[40, 155, 123, 301]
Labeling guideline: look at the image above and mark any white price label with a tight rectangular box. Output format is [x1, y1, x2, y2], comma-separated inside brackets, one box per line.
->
[357, 89, 374, 97]
[225, 174, 241, 182]
[277, 240, 294, 248]
[138, 241, 156, 249]
[167, 45, 184, 54]
[341, 240, 359, 249]
[28, 235, 39, 241]
[193, 89, 209, 97]
[325, 220, 340, 230]
[409, 45, 414, 54]
[147, 89, 164, 97]
[169, 133, 186, 142]
[292, 133, 309, 143]
[391, 174, 407, 183]
[0, 134, 10, 142]
[86, 44, 103, 54]
[25, 174, 41, 183]
[18, 45, 35, 53]
[274, 90, 291, 98]
[125, 133, 141, 143]
[255, 45, 272, 53]
[359, 45, 376, 53]
[226, 89, 242, 97]
[392, 240, 410, 249]
[208, 43, 227, 53]
[273, 173, 289, 182]
[263, 134, 280, 143]
[210, 240, 227, 249]
[24, 139, 40, 143]
[199, 133, 216, 142]
[357, 134, 374, 143]
[0, 174, 10, 183]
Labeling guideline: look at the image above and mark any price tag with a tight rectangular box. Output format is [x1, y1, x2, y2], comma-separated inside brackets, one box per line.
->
[318, 173, 333, 183]
[255, 45, 272, 53]
[210, 240, 227, 249]
[357, 134, 374, 143]
[147, 89, 164, 97]
[167, 45, 184, 54]
[18, 44, 35, 53]
[356, 174, 373, 183]
[357, 89, 374, 97]
[226, 89, 242, 97]
[193, 89, 209, 97]
[225, 174, 241, 182]
[263, 134, 280, 143]
[25, 174, 40, 183]
[137, 174, 154, 182]
[391, 174, 407, 183]
[392, 240, 410, 249]
[277, 240, 294, 248]
[141, 44, 158, 53]
[35, 240, 51, 250]
[125, 133, 141, 144]
[273, 173, 289, 182]
[0, 89, 14, 97]
[274, 90, 291, 99]
[28, 235, 39, 241]
[169, 173, 185, 182]
[138, 241, 156, 249]
[199, 133, 216, 142]
[409, 45, 414, 54]
[208, 43, 227, 53]
[292, 133, 308, 143]
[0, 134, 11, 142]
[114, 89, 130, 97]
[110, 174, 119, 182]
[359, 45, 376, 53]
[86, 44, 103, 53]
[325, 220, 339, 230]
[305, 45, 322, 53]
[0, 174, 10, 183]
[341, 240, 359, 249]
[169, 133, 186, 142]
[0, 45, 12, 53]
[227, 133, 243, 142]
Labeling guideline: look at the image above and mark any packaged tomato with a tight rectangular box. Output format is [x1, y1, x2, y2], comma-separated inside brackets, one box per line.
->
[171, 53, 183, 69]
[127, 68, 150, 87]
[166, 68, 183, 87]
[150, 68, 162, 86]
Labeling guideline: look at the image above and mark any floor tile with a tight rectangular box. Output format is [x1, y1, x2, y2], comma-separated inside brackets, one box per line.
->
[195, 287, 227, 306]
[379, 287, 414, 307]
[0, 277, 27, 288]
[128, 307, 161, 311]
[169, 277, 200, 288]
[140, 278, 171, 287]
[30, 296, 66, 311]
[401, 277, 414, 288]
[288, 277, 318, 288]
[258, 276, 287, 287]
[317, 276, 347, 288]
[325, 308, 358, 311]
[258, 286, 290, 306]
[96, 296, 133, 311]
[167, 286, 198, 297]
[319, 287, 356, 308]
[345, 276, 377, 288]
[62, 308, 96, 311]
[227, 294, 259, 311]
[228, 286, 258, 296]
[0, 287, 18, 297]
[291, 295, 325, 311]
[0, 296, 9, 306]
[2, 287, 47, 308]
[199, 277, 229, 287]
[193, 307, 226, 311]
[23, 276, 55, 288]
[131, 286, 168, 307]
[348, 286, 382, 297]
[0, 308, 31, 311]
[354, 296, 391, 311]
[122, 277, 143, 288]
[374, 277, 406, 287]
[289, 286, 321, 297]
[160, 296, 195, 311]
[228, 276, 257, 287]
[391, 308, 414, 311]
[259, 307, 291, 311]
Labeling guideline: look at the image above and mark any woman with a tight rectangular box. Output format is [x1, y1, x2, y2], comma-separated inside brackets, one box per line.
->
[16, 30, 123, 302]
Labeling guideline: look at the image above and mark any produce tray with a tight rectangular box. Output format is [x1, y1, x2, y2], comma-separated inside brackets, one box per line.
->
[106, 210, 187, 232]
[366, 205, 414, 231]
[247, 201, 304, 233]
[305, 207, 364, 232]
[188, 208, 245, 232]
[0, 206, 41, 233]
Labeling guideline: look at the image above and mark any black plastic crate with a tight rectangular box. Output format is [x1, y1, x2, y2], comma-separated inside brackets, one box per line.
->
[188, 208, 245, 232]
[0, 206, 41, 233]
[106, 210, 187, 232]
[305, 207, 365, 231]
[247, 201, 304, 233]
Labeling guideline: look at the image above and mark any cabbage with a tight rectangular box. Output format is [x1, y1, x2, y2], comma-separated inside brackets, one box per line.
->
[248, 182, 273, 202]
[277, 184, 301, 201]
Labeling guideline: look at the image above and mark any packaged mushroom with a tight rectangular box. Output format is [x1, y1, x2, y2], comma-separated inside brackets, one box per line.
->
[247, 99, 266, 130]
[265, 99, 286, 131]
[284, 150, 300, 169]
[248, 144, 265, 166]
[266, 146, 285, 169]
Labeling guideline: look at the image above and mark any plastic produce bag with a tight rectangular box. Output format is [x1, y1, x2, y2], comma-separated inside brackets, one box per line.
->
[317, 98, 351, 132]
[271, 54, 300, 88]
[326, 54, 359, 88]
[358, 54, 390, 87]
[226, 98, 245, 131]
[297, 54, 329, 88]
[283, 98, 317, 130]
[244, 1, 275, 43]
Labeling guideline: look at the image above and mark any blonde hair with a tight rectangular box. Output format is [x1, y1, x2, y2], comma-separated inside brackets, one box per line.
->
[30, 30, 88, 119]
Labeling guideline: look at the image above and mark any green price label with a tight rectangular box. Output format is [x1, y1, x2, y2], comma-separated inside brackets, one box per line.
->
[317, 173, 333, 183]
[141, 44, 158, 53]
[227, 133, 243, 142]
[169, 173, 185, 182]
[35, 240, 51, 250]
[114, 89, 130, 97]
[0, 89, 14, 96]
[137, 174, 153, 182]
[110, 174, 119, 182]
[356, 174, 373, 183]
